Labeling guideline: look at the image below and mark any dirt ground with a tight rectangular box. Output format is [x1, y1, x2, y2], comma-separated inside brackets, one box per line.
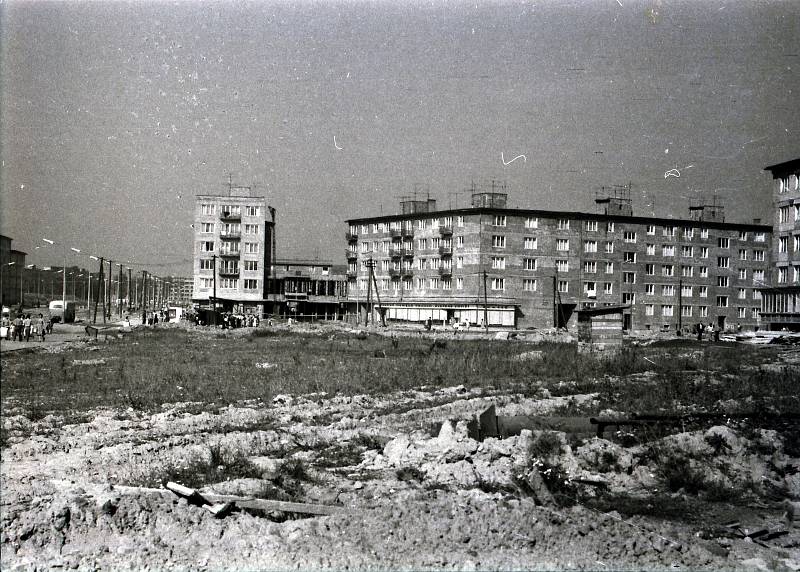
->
[1, 323, 799, 571]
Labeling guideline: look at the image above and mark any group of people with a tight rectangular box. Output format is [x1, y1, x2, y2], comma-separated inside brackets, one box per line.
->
[2, 313, 51, 342]
[694, 322, 721, 342]
[221, 312, 260, 329]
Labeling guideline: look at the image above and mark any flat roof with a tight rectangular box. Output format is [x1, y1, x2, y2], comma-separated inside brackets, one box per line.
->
[764, 157, 800, 174]
[346, 206, 772, 231]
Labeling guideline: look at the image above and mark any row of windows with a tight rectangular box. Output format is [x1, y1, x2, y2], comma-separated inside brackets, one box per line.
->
[776, 235, 800, 254]
[200, 204, 261, 217]
[643, 304, 759, 318]
[776, 266, 800, 284]
[199, 222, 260, 234]
[199, 259, 259, 271]
[197, 278, 259, 289]
[199, 242, 260, 253]
[777, 175, 799, 193]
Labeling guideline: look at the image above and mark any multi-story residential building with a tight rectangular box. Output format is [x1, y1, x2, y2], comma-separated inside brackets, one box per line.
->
[264, 259, 348, 320]
[760, 158, 800, 330]
[192, 187, 270, 315]
[345, 188, 772, 332]
[1, 235, 26, 308]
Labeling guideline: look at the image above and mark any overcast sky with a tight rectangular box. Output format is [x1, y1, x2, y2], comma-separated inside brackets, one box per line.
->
[1, 0, 798, 275]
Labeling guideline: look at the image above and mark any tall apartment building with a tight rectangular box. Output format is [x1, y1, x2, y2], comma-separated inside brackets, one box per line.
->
[192, 187, 270, 315]
[264, 259, 348, 320]
[345, 188, 772, 332]
[760, 158, 800, 329]
[1, 235, 26, 308]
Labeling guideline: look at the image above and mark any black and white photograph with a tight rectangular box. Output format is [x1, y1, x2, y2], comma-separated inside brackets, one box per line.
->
[1, 0, 799, 569]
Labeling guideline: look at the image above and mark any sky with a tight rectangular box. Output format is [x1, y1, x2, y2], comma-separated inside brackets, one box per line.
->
[1, 0, 798, 276]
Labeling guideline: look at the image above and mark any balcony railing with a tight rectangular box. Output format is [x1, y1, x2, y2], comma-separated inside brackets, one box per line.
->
[390, 228, 402, 238]
[439, 246, 452, 256]
[401, 268, 414, 277]
[438, 267, 452, 276]
[401, 228, 414, 238]
[346, 232, 358, 242]
[439, 225, 453, 236]
[389, 268, 401, 277]
[389, 248, 403, 258]
[346, 250, 358, 260]
[219, 268, 240, 277]
[346, 271, 357, 279]
[219, 251, 240, 258]
[220, 232, 241, 240]
[219, 211, 242, 221]
[402, 249, 414, 258]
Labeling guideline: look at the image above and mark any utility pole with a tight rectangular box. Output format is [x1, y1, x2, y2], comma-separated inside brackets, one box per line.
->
[678, 278, 683, 333]
[212, 255, 217, 327]
[141, 271, 148, 324]
[128, 268, 132, 314]
[367, 258, 385, 326]
[118, 264, 124, 317]
[106, 260, 112, 319]
[483, 270, 489, 333]
[93, 257, 105, 324]
[364, 259, 374, 326]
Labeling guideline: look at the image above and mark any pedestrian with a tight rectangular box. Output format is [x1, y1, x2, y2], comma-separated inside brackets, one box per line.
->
[696, 322, 702, 341]
[38, 314, 46, 341]
[11, 314, 22, 341]
[713, 323, 720, 343]
[23, 314, 32, 342]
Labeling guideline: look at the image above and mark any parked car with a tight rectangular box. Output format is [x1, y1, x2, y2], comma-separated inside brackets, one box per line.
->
[48, 300, 76, 323]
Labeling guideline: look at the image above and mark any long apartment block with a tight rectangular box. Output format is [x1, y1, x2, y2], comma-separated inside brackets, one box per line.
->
[192, 187, 268, 313]
[345, 190, 773, 331]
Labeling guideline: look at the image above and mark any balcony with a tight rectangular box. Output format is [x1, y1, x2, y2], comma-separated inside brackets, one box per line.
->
[219, 251, 240, 258]
[401, 228, 415, 238]
[346, 232, 358, 242]
[438, 267, 452, 277]
[390, 228, 402, 239]
[389, 268, 401, 277]
[219, 268, 240, 277]
[439, 225, 453, 236]
[438, 246, 452, 256]
[389, 247, 403, 258]
[220, 232, 241, 241]
[219, 211, 241, 222]
[346, 250, 358, 260]
[402, 249, 415, 258]
[401, 268, 414, 277]
[346, 271, 357, 279]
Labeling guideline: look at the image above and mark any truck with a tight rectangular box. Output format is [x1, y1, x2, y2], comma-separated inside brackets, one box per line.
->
[49, 300, 76, 323]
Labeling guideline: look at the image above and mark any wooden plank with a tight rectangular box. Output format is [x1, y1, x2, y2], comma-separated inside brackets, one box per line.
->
[203, 493, 353, 516]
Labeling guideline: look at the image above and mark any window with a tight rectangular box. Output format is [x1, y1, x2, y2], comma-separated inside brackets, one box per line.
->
[491, 277, 505, 291]
[718, 237, 729, 249]
[524, 237, 538, 250]
[417, 238, 427, 250]
[681, 246, 693, 257]
[457, 236, 465, 248]
[795, 266, 800, 283]
[795, 236, 800, 253]
[556, 239, 569, 251]
[523, 279, 537, 292]
[699, 286, 709, 298]
[682, 265, 694, 278]
[753, 250, 765, 262]
[245, 206, 260, 217]
[779, 206, 791, 224]
[699, 266, 709, 278]
[737, 307, 747, 319]
[605, 262, 614, 274]
[244, 279, 258, 289]
[584, 281, 597, 296]
[556, 259, 569, 272]
[624, 252, 636, 263]
[752, 308, 760, 318]
[220, 278, 239, 289]
[698, 306, 708, 318]
[717, 256, 729, 269]
[221, 205, 241, 217]
[700, 228, 709, 239]
[585, 221, 598, 231]
[558, 219, 570, 230]
[245, 242, 259, 254]
[607, 222, 615, 232]
[662, 265, 674, 277]
[753, 289, 762, 300]
[584, 240, 597, 253]
[200, 259, 214, 270]
[644, 284, 654, 295]
[524, 258, 538, 271]
[429, 278, 439, 290]
[700, 247, 709, 259]
[201, 241, 215, 252]
[737, 288, 746, 300]
[646, 225, 656, 235]
[778, 267, 787, 283]
[645, 264, 655, 275]
[416, 220, 425, 230]
[525, 217, 538, 229]
[716, 296, 728, 307]
[738, 268, 747, 280]
[738, 249, 747, 260]
[415, 277, 424, 289]
[493, 215, 507, 227]
[682, 306, 693, 318]
[244, 224, 259, 234]
[739, 231, 748, 241]
[491, 257, 506, 269]
[623, 231, 637, 243]
[201, 222, 215, 233]
[244, 260, 258, 271]
[645, 304, 654, 316]
[492, 235, 506, 248]
[583, 261, 596, 273]
[199, 277, 214, 289]
[754, 232, 766, 242]
[622, 292, 635, 304]
[456, 277, 464, 289]
[662, 285, 674, 297]
[623, 271, 636, 284]
[684, 227, 695, 239]
[605, 241, 614, 254]
[558, 280, 569, 293]
[717, 276, 729, 288]
[442, 278, 452, 290]
[662, 305, 674, 317]
[200, 203, 216, 215]
[779, 236, 788, 253]
[682, 285, 693, 297]
[646, 243, 656, 256]
[663, 226, 676, 237]
[456, 256, 464, 269]
[662, 245, 675, 257]
[604, 282, 613, 295]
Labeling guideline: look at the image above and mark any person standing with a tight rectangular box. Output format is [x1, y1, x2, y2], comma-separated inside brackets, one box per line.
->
[23, 314, 32, 342]
[38, 314, 46, 341]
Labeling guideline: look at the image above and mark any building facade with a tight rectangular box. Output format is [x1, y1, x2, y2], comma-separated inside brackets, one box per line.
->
[264, 259, 348, 320]
[760, 158, 800, 329]
[192, 187, 269, 314]
[345, 190, 772, 332]
[1, 235, 26, 308]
